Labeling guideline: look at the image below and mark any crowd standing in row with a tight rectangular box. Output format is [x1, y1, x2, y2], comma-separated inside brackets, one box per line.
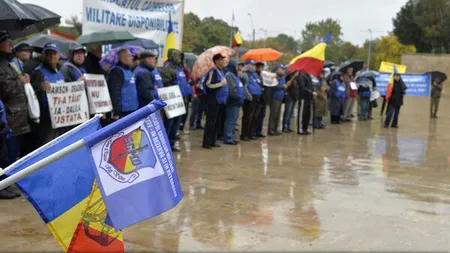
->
[0, 29, 445, 198]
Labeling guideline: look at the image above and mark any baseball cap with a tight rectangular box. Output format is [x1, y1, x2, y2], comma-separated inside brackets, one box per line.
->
[245, 60, 256, 65]
[14, 42, 31, 52]
[272, 64, 288, 72]
[59, 53, 67, 61]
[43, 42, 60, 53]
[140, 50, 157, 59]
[213, 53, 226, 62]
[0, 30, 11, 43]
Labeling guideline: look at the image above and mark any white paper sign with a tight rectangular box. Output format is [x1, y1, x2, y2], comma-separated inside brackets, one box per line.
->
[46, 81, 90, 129]
[261, 71, 278, 87]
[84, 74, 113, 114]
[350, 82, 358, 90]
[157, 85, 186, 119]
[371, 90, 380, 101]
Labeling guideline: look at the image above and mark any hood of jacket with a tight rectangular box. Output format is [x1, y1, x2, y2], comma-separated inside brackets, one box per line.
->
[167, 49, 182, 66]
[227, 60, 238, 77]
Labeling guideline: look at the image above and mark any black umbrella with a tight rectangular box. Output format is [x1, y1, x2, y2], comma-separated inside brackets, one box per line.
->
[9, 4, 61, 39]
[183, 52, 198, 72]
[0, 0, 40, 31]
[336, 60, 364, 76]
[324, 61, 335, 68]
[426, 71, 447, 83]
[27, 34, 82, 54]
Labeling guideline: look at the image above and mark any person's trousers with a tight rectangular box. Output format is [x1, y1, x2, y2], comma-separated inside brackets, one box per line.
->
[269, 99, 283, 134]
[203, 94, 222, 147]
[297, 99, 312, 133]
[241, 99, 257, 139]
[359, 99, 370, 119]
[283, 97, 297, 131]
[343, 97, 356, 119]
[253, 100, 267, 136]
[179, 96, 191, 132]
[384, 104, 401, 127]
[163, 115, 182, 148]
[381, 96, 387, 115]
[5, 134, 28, 165]
[430, 97, 440, 117]
[330, 114, 340, 124]
[224, 104, 241, 143]
[313, 116, 323, 128]
[189, 96, 206, 128]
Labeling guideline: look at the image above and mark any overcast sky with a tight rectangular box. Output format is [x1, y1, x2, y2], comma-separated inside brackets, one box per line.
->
[21, 0, 408, 46]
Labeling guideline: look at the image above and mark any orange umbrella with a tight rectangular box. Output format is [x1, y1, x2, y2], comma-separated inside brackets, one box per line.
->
[241, 48, 282, 62]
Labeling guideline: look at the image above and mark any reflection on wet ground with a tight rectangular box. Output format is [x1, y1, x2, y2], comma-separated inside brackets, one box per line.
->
[0, 97, 450, 251]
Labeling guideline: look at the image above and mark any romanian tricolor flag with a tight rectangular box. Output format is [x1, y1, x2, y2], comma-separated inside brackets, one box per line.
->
[163, 13, 177, 63]
[289, 32, 332, 77]
[232, 29, 243, 48]
[5, 118, 124, 253]
[385, 65, 398, 102]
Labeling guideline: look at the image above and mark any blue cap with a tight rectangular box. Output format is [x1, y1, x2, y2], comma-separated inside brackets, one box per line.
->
[272, 64, 287, 72]
[245, 60, 256, 65]
[43, 42, 60, 53]
[59, 53, 67, 61]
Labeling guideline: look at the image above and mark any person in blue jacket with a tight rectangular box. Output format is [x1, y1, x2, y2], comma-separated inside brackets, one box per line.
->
[106, 48, 138, 119]
[133, 50, 162, 107]
[240, 60, 261, 141]
[60, 46, 86, 82]
[328, 73, 346, 124]
[202, 53, 228, 149]
[31, 43, 66, 146]
[268, 65, 288, 136]
[223, 60, 245, 145]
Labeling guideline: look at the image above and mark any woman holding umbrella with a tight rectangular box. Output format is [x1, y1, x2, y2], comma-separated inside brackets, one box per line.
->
[384, 73, 407, 128]
[430, 74, 445, 119]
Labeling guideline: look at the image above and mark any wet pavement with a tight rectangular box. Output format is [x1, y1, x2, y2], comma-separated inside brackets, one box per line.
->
[1, 96, 450, 252]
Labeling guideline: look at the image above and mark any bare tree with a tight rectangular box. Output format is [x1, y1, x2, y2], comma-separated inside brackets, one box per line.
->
[65, 15, 82, 35]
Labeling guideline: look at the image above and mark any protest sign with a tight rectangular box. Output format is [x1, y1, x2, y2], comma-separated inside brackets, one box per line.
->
[375, 73, 430, 96]
[157, 86, 185, 119]
[379, 61, 407, 74]
[82, 0, 184, 61]
[261, 71, 278, 87]
[84, 74, 113, 114]
[46, 81, 90, 129]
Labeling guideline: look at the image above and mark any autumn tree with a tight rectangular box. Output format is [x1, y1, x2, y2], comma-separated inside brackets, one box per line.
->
[65, 15, 82, 35]
[375, 33, 416, 68]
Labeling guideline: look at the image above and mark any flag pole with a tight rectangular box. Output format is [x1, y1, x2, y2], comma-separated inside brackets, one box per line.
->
[229, 10, 234, 48]
[0, 139, 86, 191]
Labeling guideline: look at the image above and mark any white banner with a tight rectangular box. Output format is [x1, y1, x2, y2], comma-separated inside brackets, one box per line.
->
[84, 74, 113, 114]
[46, 81, 90, 129]
[82, 0, 184, 61]
[157, 85, 186, 119]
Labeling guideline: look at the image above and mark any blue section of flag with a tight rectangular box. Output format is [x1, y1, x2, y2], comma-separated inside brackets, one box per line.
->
[375, 73, 430, 96]
[323, 32, 332, 43]
[168, 13, 173, 34]
[5, 119, 101, 223]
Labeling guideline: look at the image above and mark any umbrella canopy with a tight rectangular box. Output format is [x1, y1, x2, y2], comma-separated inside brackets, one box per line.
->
[0, 0, 40, 31]
[324, 61, 335, 68]
[241, 48, 282, 62]
[9, 3, 61, 40]
[336, 60, 364, 76]
[100, 45, 144, 71]
[356, 70, 379, 79]
[183, 52, 198, 72]
[192, 46, 234, 81]
[426, 71, 447, 83]
[116, 38, 158, 50]
[26, 34, 81, 54]
[77, 30, 136, 45]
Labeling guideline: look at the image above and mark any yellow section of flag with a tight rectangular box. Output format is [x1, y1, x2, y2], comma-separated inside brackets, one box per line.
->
[290, 42, 327, 64]
[379, 61, 407, 74]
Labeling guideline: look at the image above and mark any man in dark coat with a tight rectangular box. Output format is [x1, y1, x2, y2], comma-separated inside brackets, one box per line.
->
[384, 73, 407, 128]
[84, 44, 106, 75]
[297, 73, 316, 135]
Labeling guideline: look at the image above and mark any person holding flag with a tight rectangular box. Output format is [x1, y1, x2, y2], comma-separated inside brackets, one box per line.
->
[384, 70, 407, 128]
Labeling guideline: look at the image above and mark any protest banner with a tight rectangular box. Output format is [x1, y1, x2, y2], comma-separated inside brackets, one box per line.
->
[379, 61, 407, 74]
[375, 73, 430, 96]
[261, 71, 278, 87]
[82, 0, 184, 61]
[46, 81, 90, 129]
[157, 85, 186, 119]
[84, 74, 113, 114]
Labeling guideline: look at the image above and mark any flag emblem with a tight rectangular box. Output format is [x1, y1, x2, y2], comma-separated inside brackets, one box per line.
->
[100, 128, 156, 183]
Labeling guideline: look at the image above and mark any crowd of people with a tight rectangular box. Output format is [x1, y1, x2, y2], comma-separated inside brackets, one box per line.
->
[0, 28, 445, 199]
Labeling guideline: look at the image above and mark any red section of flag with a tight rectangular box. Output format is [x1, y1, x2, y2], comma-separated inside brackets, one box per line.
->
[68, 222, 124, 253]
[289, 57, 324, 77]
[386, 74, 394, 102]
[49, 30, 77, 41]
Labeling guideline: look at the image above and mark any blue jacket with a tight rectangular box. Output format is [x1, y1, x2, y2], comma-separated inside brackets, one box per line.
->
[176, 67, 193, 97]
[246, 71, 263, 96]
[225, 72, 245, 105]
[60, 61, 86, 82]
[107, 65, 139, 113]
[272, 75, 286, 100]
[204, 68, 229, 104]
[134, 64, 164, 107]
[33, 64, 65, 121]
